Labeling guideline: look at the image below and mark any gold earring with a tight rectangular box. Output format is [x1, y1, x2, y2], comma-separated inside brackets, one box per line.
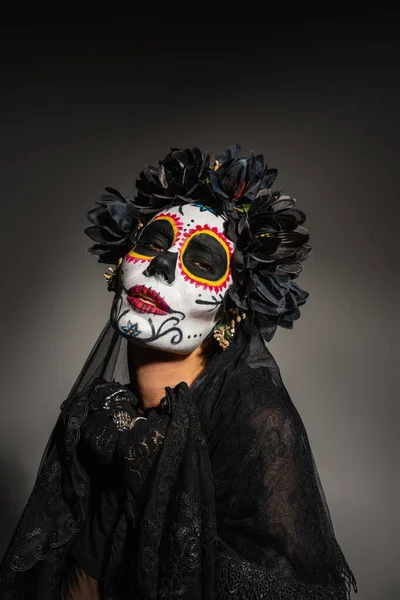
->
[104, 257, 123, 292]
[213, 307, 246, 350]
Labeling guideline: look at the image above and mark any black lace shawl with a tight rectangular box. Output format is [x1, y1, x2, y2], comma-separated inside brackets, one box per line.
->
[0, 321, 358, 599]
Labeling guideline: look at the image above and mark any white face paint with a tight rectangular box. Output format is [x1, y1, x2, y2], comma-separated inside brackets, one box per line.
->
[110, 203, 234, 353]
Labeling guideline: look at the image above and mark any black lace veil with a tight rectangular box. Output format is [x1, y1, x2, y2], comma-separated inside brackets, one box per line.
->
[0, 315, 358, 599]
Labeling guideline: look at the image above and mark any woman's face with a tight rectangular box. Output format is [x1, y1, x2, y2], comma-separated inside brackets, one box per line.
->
[111, 203, 234, 353]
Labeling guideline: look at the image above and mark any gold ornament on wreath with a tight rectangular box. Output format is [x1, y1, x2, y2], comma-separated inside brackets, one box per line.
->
[104, 257, 123, 292]
[213, 307, 246, 350]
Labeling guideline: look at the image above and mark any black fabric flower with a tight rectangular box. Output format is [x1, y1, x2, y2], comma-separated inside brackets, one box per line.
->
[225, 188, 312, 285]
[227, 265, 310, 366]
[134, 147, 212, 214]
[84, 188, 140, 263]
[208, 143, 278, 210]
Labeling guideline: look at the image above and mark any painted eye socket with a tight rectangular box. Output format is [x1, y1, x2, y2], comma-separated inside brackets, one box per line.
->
[179, 226, 232, 292]
[126, 214, 183, 262]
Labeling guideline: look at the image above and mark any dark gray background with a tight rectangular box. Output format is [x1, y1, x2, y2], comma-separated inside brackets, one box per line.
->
[0, 16, 399, 599]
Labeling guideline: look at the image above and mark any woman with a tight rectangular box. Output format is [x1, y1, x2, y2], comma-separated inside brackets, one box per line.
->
[0, 144, 358, 599]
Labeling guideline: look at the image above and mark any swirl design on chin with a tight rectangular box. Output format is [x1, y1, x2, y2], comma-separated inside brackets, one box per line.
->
[117, 309, 184, 346]
[141, 316, 184, 345]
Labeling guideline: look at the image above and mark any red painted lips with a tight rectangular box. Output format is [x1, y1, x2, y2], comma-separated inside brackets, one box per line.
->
[126, 284, 172, 315]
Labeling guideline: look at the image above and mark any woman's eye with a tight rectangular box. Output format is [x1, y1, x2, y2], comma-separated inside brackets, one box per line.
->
[192, 260, 212, 272]
[150, 242, 164, 251]
[142, 241, 165, 252]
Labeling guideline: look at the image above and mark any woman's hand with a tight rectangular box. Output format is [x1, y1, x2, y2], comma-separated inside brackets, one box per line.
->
[78, 380, 141, 465]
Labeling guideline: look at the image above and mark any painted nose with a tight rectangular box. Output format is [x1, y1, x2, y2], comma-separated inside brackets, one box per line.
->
[144, 251, 178, 284]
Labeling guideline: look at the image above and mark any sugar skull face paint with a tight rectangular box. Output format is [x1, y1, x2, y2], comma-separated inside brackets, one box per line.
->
[111, 204, 234, 353]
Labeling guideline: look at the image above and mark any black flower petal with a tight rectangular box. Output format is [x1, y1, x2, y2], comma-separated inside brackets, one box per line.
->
[261, 168, 278, 189]
[216, 143, 242, 165]
[84, 225, 122, 245]
[85, 189, 140, 264]
[247, 153, 265, 184]
[107, 200, 138, 233]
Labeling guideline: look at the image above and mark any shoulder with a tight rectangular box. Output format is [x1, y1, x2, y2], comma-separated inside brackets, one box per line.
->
[231, 352, 300, 420]
[217, 351, 305, 440]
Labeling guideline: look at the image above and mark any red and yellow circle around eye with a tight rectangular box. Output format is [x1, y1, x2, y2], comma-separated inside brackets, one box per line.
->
[179, 224, 233, 292]
[126, 213, 183, 262]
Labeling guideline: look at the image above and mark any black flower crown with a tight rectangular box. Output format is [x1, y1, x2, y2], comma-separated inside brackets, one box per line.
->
[85, 144, 312, 353]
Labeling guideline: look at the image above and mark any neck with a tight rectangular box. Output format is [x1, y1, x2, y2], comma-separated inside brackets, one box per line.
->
[127, 342, 208, 410]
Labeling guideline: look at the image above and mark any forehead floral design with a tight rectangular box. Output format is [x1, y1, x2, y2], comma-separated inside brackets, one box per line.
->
[85, 144, 312, 366]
